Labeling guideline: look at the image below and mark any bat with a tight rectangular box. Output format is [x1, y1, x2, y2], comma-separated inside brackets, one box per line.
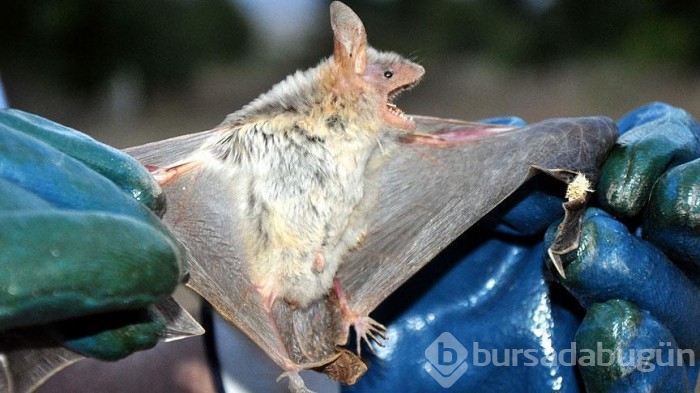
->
[0, 2, 616, 392]
[125, 2, 617, 391]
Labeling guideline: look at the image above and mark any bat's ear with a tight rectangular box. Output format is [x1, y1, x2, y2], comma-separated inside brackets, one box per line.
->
[330, 1, 367, 75]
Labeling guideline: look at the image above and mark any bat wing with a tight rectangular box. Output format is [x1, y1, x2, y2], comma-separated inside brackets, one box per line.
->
[125, 116, 617, 383]
[339, 116, 617, 315]
[125, 130, 215, 168]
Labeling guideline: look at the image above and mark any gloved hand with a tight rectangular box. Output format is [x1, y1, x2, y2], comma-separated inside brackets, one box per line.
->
[546, 103, 700, 392]
[345, 104, 699, 392]
[0, 109, 186, 360]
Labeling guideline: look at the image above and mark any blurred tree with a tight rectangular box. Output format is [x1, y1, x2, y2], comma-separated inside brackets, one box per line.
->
[0, 0, 250, 95]
[337, 0, 700, 69]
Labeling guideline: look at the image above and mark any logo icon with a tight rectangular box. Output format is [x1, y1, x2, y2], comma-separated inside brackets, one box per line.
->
[424, 332, 469, 387]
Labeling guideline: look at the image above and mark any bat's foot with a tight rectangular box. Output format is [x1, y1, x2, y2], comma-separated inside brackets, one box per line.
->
[351, 316, 387, 356]
[333, 277, 387, 356]
[277, 371, 315, 393]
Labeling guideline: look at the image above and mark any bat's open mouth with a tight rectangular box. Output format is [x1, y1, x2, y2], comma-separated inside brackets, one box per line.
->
[384, 83, 417, 130]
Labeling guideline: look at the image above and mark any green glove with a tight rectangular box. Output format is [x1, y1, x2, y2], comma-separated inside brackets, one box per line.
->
[0, 109, 186, 360]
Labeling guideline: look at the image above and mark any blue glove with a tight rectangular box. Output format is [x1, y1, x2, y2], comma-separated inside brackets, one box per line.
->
[546, 103, 700, 392]
[0, 109, 186, 360]
[345, 104, 699, 392]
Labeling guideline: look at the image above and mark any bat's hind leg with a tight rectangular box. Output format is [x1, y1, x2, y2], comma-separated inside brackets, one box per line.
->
[333, 277, 387, 356]
[255, 278, 279, 313]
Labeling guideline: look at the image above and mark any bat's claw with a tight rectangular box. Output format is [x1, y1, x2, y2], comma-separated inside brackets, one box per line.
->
[353, 316, 387, 356]
[277, 371, 315, 393]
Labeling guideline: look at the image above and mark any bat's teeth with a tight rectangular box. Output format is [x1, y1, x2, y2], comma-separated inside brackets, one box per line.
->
[386, 102, 405, 117]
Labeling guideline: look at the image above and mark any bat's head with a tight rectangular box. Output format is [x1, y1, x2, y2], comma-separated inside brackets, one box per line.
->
[330, 1, 425, 132]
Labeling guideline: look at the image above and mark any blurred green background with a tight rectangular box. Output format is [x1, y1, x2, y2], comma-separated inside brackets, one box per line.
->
[2, 0, 700, 147]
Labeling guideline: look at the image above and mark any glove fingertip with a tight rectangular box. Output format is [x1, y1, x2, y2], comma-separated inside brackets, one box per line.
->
[576, 299, 692, 393]
[645, 159, 700, 282]
[51, 308, 166, 361]
[617, 102, 700, 137]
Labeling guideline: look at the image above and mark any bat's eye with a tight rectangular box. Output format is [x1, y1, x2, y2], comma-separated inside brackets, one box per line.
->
[383, 70, 393, 78]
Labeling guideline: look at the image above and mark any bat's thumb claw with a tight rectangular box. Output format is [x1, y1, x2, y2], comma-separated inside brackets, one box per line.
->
[547, 249, 567, 279]
[277, 371, 316, 393]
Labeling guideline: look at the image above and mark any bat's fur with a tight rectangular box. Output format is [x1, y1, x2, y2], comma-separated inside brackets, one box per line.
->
[194, 2, 424, 308]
